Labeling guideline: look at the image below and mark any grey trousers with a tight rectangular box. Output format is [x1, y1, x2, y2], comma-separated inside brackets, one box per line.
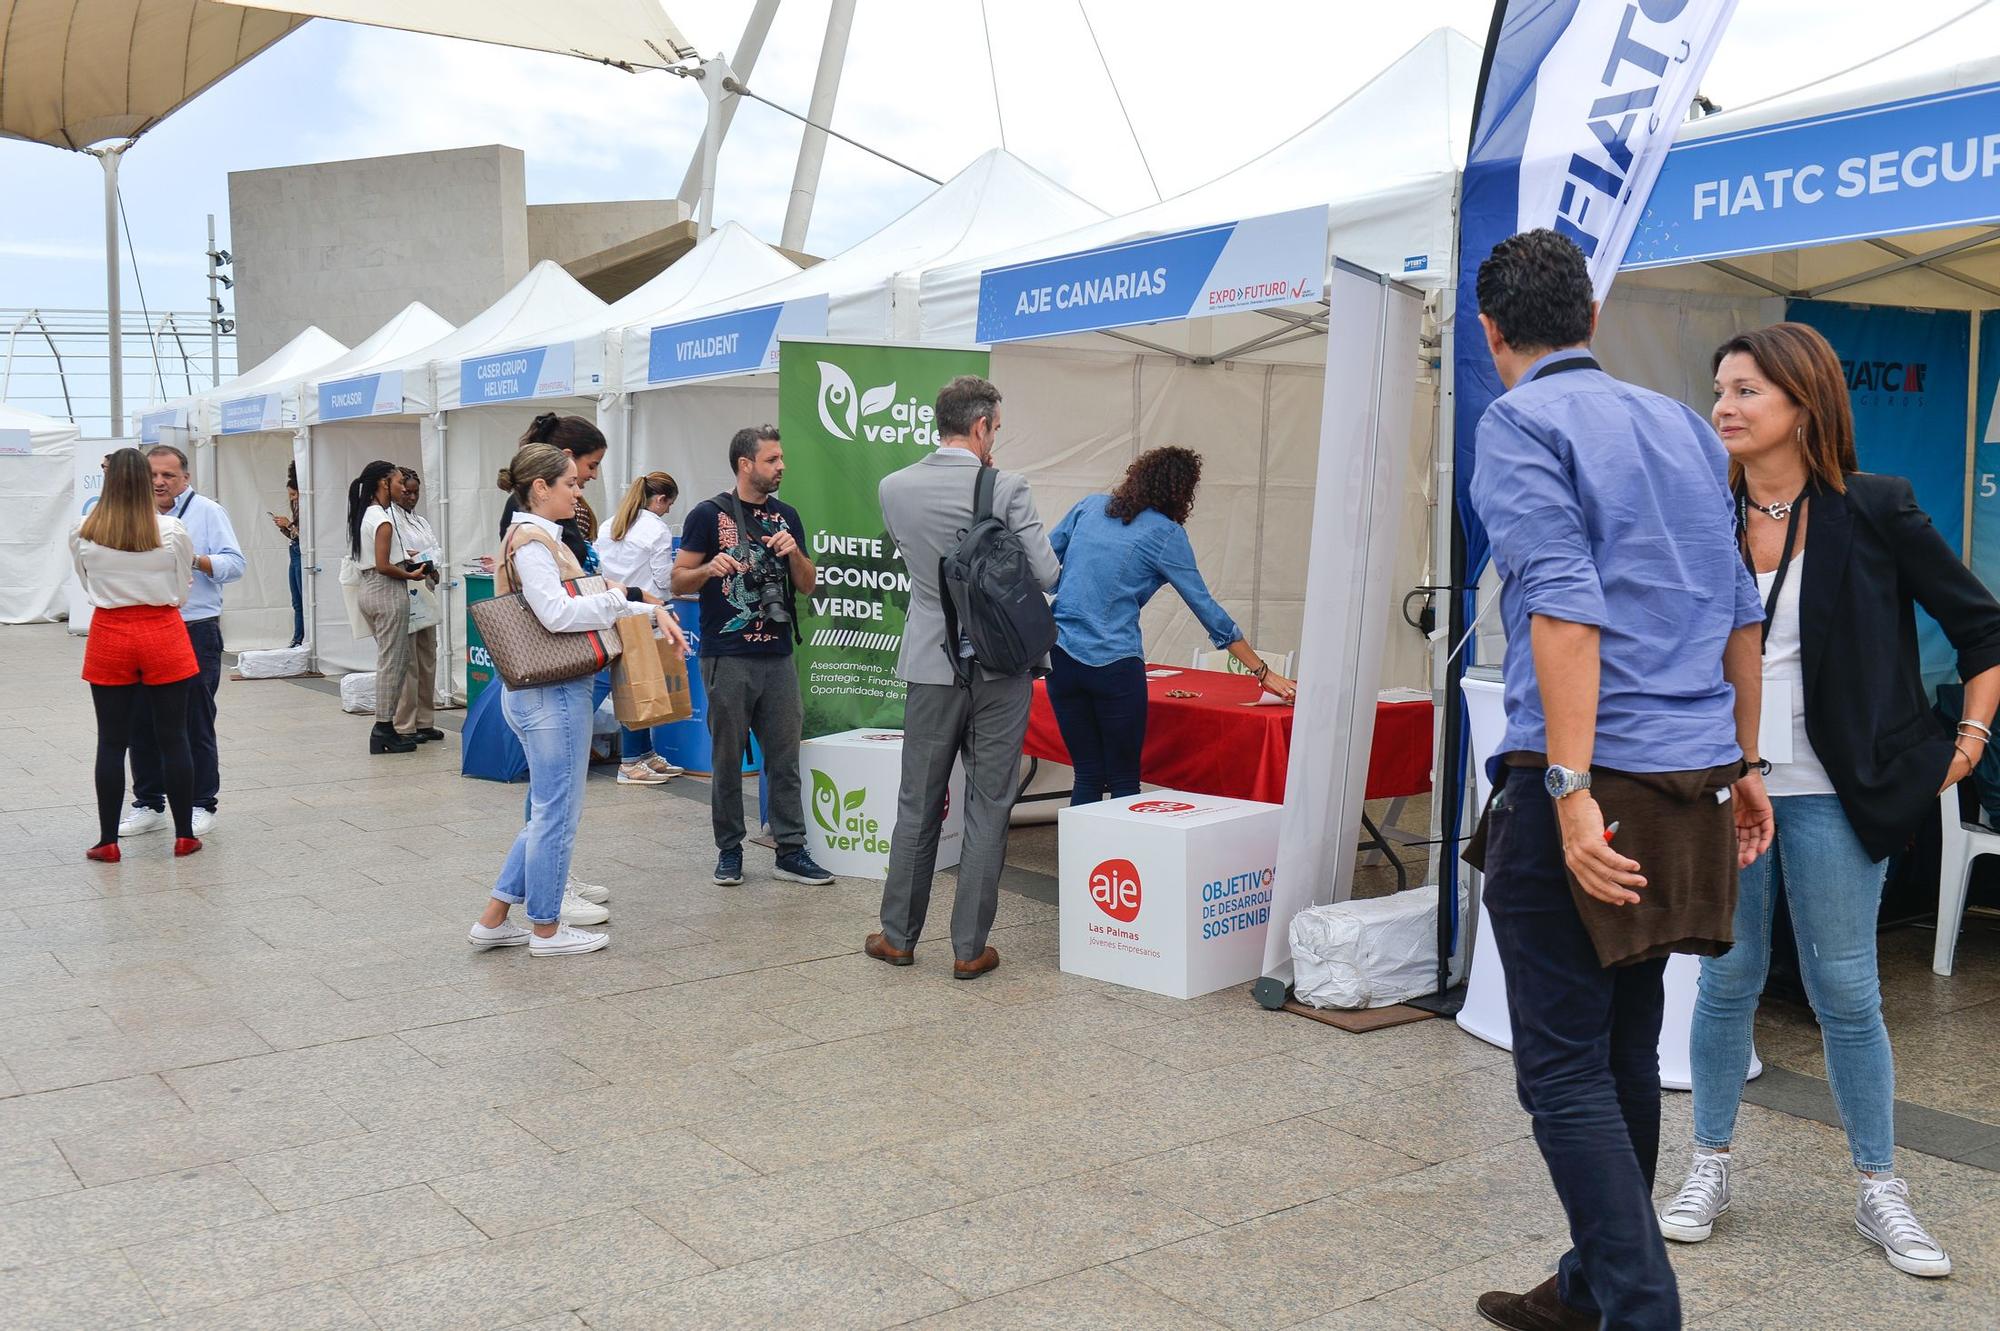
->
[700, 654, 806, 854]
[358, 572, 412, 728]
[879, 675, 1031, 961]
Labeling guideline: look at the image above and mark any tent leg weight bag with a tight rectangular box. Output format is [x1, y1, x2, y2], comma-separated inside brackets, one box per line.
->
[340, 672, 378, 714]
[1290, 888, 1467, 1010]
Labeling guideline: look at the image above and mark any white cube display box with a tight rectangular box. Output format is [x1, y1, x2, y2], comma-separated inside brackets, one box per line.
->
[798, 728, 964, 880]
[1058, 791, 1282, 1000]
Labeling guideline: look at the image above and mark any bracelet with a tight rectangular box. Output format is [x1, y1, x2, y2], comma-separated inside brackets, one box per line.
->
[1252, 662, 1270, 682]
[1958, 719, 1993, 739]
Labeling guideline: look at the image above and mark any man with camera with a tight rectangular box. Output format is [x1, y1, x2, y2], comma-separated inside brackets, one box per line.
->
[673, 425, 834, 887]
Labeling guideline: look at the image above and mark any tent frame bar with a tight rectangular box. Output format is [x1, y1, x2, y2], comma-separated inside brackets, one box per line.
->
[1864, 237, 2000, 302]
[1804, 226, 2000, 298]
[1702, 261, 1792, 297]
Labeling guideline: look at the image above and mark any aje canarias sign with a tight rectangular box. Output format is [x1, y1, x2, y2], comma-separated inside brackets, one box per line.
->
[778, 338, 990, 737]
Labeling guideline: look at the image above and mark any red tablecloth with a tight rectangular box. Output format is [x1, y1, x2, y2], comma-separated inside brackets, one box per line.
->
[1023, 665, 1433, 805]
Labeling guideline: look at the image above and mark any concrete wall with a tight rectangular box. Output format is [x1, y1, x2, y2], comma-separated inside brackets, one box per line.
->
[229, 145, 530, 364]
[527, 200, 688, 270]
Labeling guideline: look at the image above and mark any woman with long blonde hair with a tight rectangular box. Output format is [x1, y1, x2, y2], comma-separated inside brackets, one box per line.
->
[596, 470, 683, 785]
[70, 448, 201, 860]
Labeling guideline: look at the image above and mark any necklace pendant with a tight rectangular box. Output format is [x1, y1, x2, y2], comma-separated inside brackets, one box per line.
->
[1763, 499, 1793, 520]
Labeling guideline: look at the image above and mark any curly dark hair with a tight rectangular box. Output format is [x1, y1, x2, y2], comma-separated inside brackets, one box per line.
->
[1475, 228, 1593, 353]
[1105, 446, 1202, 526]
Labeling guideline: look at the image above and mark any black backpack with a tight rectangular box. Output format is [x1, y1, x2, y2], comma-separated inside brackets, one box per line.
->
[938, 466, 1056, 683]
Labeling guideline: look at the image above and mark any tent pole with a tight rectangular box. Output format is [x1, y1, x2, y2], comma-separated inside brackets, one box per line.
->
[676, 0, 782, 208]
[100, 147, 126, 436]
[695, 57, 728, 238]
[781, 0, 857, 252]
[434, 410, 455, 707]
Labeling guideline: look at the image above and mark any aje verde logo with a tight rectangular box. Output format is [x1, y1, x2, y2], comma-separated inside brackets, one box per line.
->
[815, 362, 941, 445]
[810, 769, 889, 855]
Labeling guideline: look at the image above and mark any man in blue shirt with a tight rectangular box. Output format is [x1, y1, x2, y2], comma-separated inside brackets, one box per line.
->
[1465, 231, 1772, 1331]
[120, 444, 244, 839]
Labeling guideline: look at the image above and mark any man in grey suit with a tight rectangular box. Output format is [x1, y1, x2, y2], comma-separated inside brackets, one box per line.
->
[867, 375, 1059, 980]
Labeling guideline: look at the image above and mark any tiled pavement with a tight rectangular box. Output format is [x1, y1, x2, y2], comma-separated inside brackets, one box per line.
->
[2, 620, 1996, 1330]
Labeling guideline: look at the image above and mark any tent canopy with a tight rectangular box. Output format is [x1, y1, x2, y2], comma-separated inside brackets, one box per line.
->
[134, 324, 347, 439]
[0, 0, 307, 148]
[299, 301, 455, 425]
[230, 0, 695, 69]
[0, 400, 85, 624]
[920, 28, 1477, 360]
[385, 260, 607, 412]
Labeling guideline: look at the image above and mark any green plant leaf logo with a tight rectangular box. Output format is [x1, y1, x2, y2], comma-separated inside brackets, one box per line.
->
[843, 787, 867, 812]
[810, 769, 841, 833]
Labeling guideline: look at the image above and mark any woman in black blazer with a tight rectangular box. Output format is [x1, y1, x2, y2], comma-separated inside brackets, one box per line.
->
[1657, 322, 2000, 1280]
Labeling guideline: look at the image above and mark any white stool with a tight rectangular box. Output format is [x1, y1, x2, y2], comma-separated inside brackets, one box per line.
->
[1455, 676, 1757, 1090]
[1935, 787, 1999, 976]
[1058, 791, 1281, 999]
[797, 729, 963, 881]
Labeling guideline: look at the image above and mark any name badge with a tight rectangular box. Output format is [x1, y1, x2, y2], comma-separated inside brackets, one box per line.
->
[1759, 677, 1794, 766]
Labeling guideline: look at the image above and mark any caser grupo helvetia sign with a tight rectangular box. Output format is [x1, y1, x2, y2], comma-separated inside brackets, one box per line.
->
[778, 338, 991, 736]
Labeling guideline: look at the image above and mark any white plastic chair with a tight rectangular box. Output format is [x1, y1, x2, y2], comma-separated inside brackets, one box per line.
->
[1191, 647, 1293, 677]
[1934, 788, 1999, 976]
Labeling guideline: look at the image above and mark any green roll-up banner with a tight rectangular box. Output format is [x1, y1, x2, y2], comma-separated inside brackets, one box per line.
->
[778, 338, 990, 737]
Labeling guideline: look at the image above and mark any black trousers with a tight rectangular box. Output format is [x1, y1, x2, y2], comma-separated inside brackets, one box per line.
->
[1045, 647, 1147, 805]
[131, 616, 223, 812]
[92, 679, 195, 842]
[1483, 766, 1680, 1330]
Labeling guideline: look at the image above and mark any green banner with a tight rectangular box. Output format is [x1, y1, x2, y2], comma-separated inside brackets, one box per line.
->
[779, 338, 990, 736]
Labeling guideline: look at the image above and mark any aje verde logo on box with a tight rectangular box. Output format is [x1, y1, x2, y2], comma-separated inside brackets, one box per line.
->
[815, 363, 940, 445]
[810, 770, 888, 855]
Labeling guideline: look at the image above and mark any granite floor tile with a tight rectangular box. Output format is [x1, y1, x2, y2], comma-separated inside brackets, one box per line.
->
[642, 1151, 976, 1268]
[0, 1162, 273, 1268]
[323, 1049, 607, 1132]
[888, 1099, 1195, 1196]
[1339, 1141, 1567, 1262]
[1314, 1063, 1533, 1165]
[54, 1092, 366, 1187]
[870, 1172, 1215, 1300]
[0, 1137, 81, 1205]
[0, 1251, 159, 1331]
[499, 1062, 765, 1150]
[10, 1003, 122, 1051]
[236, 986, 514, 1051]
[555, 1011, 816, 1081]
[584, 1233, 960, 1330]
[125, 1183, 484, 1314]
[162, 1035, 441, 1112]
[342, 1206, 709, 1331]
[232, 1109, 545, 1211]
[391, 1000, 654, 1066]
[1100, 1116, 1426, 1226]
[900, 1267, 1232, 1330]
[429, 1127, 756, 1238]
[114, 1278, 378, 1331]
[2, 1018, 273, 1094]
[688, 1088, 985, 1174]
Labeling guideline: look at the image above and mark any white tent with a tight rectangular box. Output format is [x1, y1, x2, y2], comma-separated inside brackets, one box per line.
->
[620, 149, 1112, 508]
[0, 401, 84, 624]
[913, 29, 1476, 683]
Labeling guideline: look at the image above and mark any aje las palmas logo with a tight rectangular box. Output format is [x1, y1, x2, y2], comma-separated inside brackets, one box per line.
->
[815, 362, 943, 445]
[1089, 858, 1142, 923]
[810, 769, 889, 855]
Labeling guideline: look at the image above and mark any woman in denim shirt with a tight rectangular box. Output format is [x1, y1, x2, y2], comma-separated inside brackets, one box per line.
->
[1048, 446, 1295, 804]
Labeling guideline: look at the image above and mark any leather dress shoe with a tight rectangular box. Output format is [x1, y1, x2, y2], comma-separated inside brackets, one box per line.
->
[1475, 1277, 1597, 1331]
[864, 932, 914, 966]
[952, 946, 1000, 980]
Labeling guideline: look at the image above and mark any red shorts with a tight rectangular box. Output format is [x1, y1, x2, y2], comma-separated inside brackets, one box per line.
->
[82, 604, 198, 686]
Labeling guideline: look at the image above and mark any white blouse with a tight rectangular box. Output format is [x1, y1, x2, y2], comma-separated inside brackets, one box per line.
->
[596, 507, 676, 602]
[1758, 553, 1837, 798]
[70, 515, 195, 610]
[506, 512, 652, 634]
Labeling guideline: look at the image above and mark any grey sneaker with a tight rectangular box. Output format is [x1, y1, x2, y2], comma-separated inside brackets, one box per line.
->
[774, 848, 834, 885]
[1659, 1149, 1731, 1242]
[1857, 1177, 1952, 1277]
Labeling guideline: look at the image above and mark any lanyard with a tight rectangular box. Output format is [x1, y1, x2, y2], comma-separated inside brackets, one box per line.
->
[1529, 354, 1599, 382]
[172, 489, 194, 521]
[1737, 485, 1806, 654]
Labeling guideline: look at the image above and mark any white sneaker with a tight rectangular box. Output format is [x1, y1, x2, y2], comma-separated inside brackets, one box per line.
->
[467, 921, 531, 950]
[567, 876, 610, 905]
[191, 808, 217, 836]
[1857, 1176, 1953, 1277]
[1659, 1149, 1731, 1242]
[616, 762, 671, 785]
[559, 891, 609, 927]
[118, 806, 169, 837]
[644, 756, 684, 778]
[529, 924, 608, 957]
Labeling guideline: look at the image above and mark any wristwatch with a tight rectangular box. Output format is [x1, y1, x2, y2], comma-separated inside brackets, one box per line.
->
[1745, 756, 1772, 777]
[1544, 764, 1592, 800]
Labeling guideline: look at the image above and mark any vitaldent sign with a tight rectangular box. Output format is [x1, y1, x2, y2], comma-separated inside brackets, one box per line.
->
[646, 294, 829, 385]
[459, 343, 576, 404]
[318, 370, 404, 421]
[219, 392, 284, 435]
[974, 206, 1326, 343]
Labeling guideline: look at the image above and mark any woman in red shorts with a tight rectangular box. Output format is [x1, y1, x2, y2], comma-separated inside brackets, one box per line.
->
[69, 447, 202, 861]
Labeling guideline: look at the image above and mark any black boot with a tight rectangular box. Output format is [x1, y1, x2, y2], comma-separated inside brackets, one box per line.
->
[369, 723, 417, 754]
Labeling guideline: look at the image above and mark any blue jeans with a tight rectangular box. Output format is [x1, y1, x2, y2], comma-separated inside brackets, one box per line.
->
[490, 676, 592, 925]
[287, 541, 304, 647]
[590, 668, 657, 762]
[1691, 793, 1894, 1172]
[1046, 647, 1147, 805]
[1483, 767, 1679, 1329]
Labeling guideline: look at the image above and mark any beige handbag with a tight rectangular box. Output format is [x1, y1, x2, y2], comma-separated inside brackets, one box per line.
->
[469, 528, 623, 689]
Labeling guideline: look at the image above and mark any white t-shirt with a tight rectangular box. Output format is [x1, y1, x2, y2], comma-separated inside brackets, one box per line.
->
[596, 507, 675, 601]
[359, 504, 397, 571]
[1758, 553, 1836, 797]
[70, 514, 195, 609]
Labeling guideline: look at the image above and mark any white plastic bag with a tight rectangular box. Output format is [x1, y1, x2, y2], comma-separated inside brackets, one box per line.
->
[238, 646, 308, 679]
[339, 671, 377, 714]
[1290, 888, 1465, 1010]
[339, 556, 370, 638]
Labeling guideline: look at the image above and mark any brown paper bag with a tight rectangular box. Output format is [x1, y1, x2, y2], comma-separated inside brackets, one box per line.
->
[612, 617, 677, 730]
[661, 646, 694, 724]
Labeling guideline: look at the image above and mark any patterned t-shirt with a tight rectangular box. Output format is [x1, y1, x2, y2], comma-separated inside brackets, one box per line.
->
[678, 492, 805, 657]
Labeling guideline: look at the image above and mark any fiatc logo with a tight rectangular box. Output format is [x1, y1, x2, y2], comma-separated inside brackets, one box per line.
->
[810, 769, 889, 856]
[815, 362, 941, 446]
[1089, 858, 1142, 922]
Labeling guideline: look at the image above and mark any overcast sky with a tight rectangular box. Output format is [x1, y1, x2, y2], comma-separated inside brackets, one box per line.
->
[0, 1, 1987, 325]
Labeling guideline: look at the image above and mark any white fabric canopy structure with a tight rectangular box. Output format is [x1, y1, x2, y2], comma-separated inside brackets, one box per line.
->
[230, 0, 695, 69]
[0, 401, 83, 623]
